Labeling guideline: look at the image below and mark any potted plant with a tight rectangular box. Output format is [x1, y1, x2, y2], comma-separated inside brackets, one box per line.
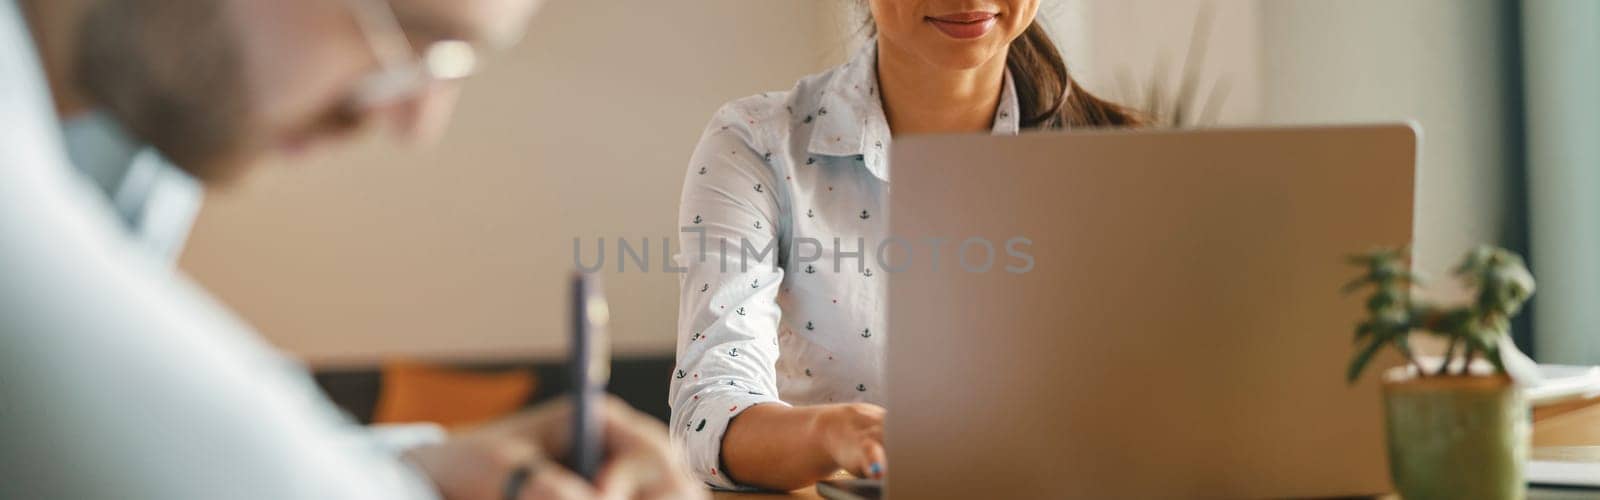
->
[1344, 246, 1537, 500]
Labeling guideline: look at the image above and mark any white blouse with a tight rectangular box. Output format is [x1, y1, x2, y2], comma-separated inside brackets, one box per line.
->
[668, 41, 1021, 488]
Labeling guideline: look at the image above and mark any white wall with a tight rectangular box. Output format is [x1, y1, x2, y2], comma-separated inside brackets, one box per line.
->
[180, 0, 845, 367]
[1256, 0, 1521, 297]
[1072, 0, 1520, 299]
[1053, 0, 1261, 125]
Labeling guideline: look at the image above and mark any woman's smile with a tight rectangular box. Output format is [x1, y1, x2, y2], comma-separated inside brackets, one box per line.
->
[925, 11, 998, 39]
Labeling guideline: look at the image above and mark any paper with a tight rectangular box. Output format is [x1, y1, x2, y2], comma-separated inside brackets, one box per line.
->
[1528, 459, 1600, 488]
[1528, 365, 1600, 406]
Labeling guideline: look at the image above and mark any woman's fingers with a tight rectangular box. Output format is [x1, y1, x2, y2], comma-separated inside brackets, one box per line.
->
[835, 426, 886, 479]
[862, 440, 887, 479]
[844, 438, 887, 479]
[818, 403, 889, 480]
[519, 465, 598, 500]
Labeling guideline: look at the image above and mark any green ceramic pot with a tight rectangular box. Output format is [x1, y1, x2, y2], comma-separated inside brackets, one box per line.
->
[1383, 374, 1527, 500]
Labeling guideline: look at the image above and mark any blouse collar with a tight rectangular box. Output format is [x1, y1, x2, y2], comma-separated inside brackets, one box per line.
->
[806, 40, 1022, 181]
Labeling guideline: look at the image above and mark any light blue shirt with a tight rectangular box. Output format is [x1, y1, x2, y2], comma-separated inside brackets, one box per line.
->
[0, 2, 441, 498]
[667, 40, 1021, 488]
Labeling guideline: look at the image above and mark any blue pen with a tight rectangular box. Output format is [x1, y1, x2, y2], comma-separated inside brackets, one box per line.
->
[568, 272, 610, 481]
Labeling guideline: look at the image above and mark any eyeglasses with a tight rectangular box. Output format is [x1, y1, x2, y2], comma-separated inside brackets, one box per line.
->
[341, 0, 485, 109]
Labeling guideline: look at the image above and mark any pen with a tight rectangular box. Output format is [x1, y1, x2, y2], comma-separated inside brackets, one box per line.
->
[568, 271, 610, 481]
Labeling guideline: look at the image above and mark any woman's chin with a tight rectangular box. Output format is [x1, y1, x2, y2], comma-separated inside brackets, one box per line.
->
[919, 47, 1004, 71]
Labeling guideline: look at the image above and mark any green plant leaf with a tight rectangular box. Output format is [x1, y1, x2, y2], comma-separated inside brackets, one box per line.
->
[1354, 321, 1376, 342]
[1366, 289, 1399, 312]
[1486, 345, 1507, 374]
[1340, 276, 1373, 295]
[1348, 337, 1385, 384]
[1453, 245, 1496, 278]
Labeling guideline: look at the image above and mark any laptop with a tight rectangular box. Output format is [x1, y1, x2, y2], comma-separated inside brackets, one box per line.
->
[876, 124, 1418, 498]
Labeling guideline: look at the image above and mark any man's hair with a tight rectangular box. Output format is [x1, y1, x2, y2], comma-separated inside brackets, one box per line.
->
[76, 0, 251, 181]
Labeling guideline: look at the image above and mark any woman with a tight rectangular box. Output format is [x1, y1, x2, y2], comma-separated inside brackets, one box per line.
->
[669, 0, 1139, 490]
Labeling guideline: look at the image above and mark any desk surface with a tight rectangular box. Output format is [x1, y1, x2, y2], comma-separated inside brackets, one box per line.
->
[711, 489, 822, 500]
[710, 489, 1584, 500]
[708, 487, 1400, 500]
[704, 404, 1600, 499]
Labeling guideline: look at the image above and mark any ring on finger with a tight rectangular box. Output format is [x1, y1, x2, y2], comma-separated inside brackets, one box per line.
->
[502, 460, 545, 500]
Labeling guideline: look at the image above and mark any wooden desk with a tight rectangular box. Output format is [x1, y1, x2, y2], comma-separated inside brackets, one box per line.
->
[711, 488, 822, 500]
[711, 488, 1585, 500]
[704, 407, 1600, 499]
[1536, 392, 1600, 447]
[709, 472, 853, 499]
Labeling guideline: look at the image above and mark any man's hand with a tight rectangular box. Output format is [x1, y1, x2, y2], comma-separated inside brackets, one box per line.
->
[403, 397, 706, 500]
[589, 398, 707, 500]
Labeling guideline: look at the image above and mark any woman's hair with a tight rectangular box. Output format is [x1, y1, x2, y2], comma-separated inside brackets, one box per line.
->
[1006, 22, 1143, 129]
[860, 12, 1142, 129]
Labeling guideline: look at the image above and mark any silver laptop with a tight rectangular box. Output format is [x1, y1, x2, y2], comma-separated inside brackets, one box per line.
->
[884, 124, 1417, 498]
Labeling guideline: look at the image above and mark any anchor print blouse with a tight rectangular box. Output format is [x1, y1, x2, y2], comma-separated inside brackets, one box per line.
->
[668, 41, 1021, 488]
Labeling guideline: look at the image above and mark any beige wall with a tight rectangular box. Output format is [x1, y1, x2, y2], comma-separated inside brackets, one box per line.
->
[181, 0, 846, 367]
[184, 1, 1521, 366]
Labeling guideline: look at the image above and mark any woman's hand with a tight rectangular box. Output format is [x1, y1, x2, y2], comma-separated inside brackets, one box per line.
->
[720, 402, 888, 490]
[814, 403, 888, 480]
[404, 397, 706, 500]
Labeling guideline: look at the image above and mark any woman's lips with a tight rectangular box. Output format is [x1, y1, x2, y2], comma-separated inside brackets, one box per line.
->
[926, 12, 997, 40]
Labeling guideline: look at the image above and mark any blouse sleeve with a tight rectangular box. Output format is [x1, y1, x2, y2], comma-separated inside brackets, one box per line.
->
[667, 107, 790, 489]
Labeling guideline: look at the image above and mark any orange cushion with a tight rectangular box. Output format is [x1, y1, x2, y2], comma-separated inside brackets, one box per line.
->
[372, 360, 536, 429]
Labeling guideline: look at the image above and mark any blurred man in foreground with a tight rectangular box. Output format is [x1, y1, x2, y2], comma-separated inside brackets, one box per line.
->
[0, 0, 704, 498]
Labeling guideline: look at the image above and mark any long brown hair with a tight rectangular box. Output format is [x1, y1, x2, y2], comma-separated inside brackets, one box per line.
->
[1006, 22, 1142, 129]
[862, 14, 1142, 130]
